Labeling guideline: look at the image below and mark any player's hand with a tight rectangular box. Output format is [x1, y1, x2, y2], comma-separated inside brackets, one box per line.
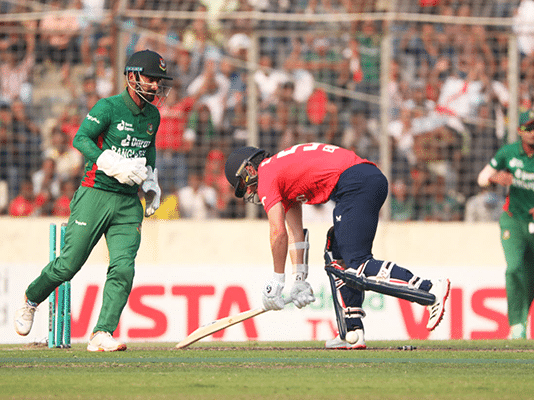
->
[262, 275, 285, 311]
[97, 150, 148, 186]
[490, 171, 513, 187]
[290, 281, 316, 309]
[142, 166, 161, 217]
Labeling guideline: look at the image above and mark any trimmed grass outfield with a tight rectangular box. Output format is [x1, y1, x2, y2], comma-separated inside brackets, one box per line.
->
[2, 340, 534, 399]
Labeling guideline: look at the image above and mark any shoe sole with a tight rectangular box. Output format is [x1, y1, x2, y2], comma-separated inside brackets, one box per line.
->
[325, 345, 367, 350]
[87, 344, 127, 352]
[426, 279, 451, 331]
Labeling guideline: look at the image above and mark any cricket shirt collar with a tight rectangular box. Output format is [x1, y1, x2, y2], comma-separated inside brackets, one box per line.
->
[121, 89, 145, 116]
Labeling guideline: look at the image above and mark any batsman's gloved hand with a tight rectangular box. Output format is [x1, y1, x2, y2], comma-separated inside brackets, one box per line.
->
[262, 273, 285, 311]
[96, 150, 148, 186]
[142, 166, 161, 217]
[290, 281, 316, 309]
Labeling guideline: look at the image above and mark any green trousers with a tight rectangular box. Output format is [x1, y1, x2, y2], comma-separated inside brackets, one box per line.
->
[500, 212, 534, 327]
[26, 186, 143, 334]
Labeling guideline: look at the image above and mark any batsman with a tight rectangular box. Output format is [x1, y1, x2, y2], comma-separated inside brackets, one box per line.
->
[225, 143, 451, 349]
[14, 49, 172, 351]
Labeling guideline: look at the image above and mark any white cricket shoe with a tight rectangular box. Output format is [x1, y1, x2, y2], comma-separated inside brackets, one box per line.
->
[87, 331, 127, 352]
[426, 279, 451, 331]
[510, 323, 526, 339]
[325, 329, 366, 350]
[14, 299, 37, 336]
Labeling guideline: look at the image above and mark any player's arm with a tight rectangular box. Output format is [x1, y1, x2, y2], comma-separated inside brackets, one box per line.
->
[267, 201, 288, 275]
[478, 164, 512, 187]
[72, 101, 111, 162]
[261, 201, 288, 311]
[285, 203, 315, 309]
[285, 204, 305, 269]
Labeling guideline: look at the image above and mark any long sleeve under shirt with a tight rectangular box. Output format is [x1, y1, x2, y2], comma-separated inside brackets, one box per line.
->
[73, 89, 160, 195]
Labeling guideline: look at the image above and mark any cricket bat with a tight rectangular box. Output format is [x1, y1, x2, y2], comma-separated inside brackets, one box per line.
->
[175, 305, 272, 349]
[176, 229, 308, 349]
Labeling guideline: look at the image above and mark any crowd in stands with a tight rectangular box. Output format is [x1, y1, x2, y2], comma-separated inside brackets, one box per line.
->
[0, 0, 524, 221]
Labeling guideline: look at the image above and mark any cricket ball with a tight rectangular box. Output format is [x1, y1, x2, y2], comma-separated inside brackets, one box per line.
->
[345, 331, 359, 344]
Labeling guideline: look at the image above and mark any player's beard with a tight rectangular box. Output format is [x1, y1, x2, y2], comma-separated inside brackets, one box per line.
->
[143, 91, 156, 103]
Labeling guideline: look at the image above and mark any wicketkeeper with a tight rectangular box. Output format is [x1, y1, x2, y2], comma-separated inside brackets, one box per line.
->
[225, 143, 450, 349]
[14, 49, 172, 351]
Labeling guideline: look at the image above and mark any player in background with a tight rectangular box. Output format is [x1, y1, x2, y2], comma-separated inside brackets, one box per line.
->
[14, 49, 172, 351]
[478, 110, 534, 339]
[224, 143, 450, 349]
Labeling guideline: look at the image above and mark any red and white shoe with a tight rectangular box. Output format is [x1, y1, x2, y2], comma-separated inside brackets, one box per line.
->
[325, 329, 366, 350]
[87, 331, 127, 352]
[426, 279, 451, 331]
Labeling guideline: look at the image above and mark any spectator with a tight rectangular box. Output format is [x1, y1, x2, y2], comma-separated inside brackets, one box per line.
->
[390, 178, 416, 221]
[38, 0, 82, 81]
[8, 180, 47, 217]
[178, 173, 218, 219]
[341, 111, 379, 163]
[44, 127, 84, 182]
[51, 178, 77, 217]
[156, 80, 206, 193]
[134, 17, 178, 63]
[254, 54, 289, 108]
[187, 59, 230, 131]
[94, 47, 114, 99]
[11, 98, 42, 176]
[0, 31, 36, 104]
[421, 175, 463, 222]
[184, 102, 218, 175]
[203, 149, 232, 216]
[464, 188, 506, 222]
[76, 75, 99, 116]
[171, 49, 200, 99]
[58, 104, 83, 145]
[258, 111, 280, 156]
[32, 158, 61, 201]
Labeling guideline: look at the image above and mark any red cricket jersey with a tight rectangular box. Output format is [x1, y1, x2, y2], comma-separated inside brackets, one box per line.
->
[258, 143, 373, 213]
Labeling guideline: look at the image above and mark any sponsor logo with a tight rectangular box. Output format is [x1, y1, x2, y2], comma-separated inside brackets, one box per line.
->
[509, 158, 524, 168]
[335, 215, 342, 222]
[86, 114, 100, 124]
[75, 220, 87, 226]
[117, 120, 134, 132]
[120, 134, 151, 148]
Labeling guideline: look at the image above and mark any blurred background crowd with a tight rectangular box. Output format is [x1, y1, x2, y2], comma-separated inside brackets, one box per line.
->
[0, 0, 530, 221]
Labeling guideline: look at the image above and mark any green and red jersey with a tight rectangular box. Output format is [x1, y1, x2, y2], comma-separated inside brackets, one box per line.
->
[491, 141, 534, 221]
[72, 90, 159, 195]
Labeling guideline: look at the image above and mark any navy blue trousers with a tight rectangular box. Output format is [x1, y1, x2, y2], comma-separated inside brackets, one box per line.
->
[328, 163, 430, 331]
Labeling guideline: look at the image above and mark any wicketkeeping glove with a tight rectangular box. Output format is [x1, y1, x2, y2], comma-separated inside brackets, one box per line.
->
[96, 150, 148, 186]
[290, 281, 316, 309]
[262, 273, 285, 311]
[142, 166, 161, 217]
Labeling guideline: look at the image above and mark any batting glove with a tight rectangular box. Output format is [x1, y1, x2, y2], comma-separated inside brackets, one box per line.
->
[142, 166, 161, 217]
[96, 150, 148, 186]
[262, 273, 285, 311]
[290, 281, 316, 309]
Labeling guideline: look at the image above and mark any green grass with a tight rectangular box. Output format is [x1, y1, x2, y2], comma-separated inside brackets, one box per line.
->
[1, 340, 534, 399]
